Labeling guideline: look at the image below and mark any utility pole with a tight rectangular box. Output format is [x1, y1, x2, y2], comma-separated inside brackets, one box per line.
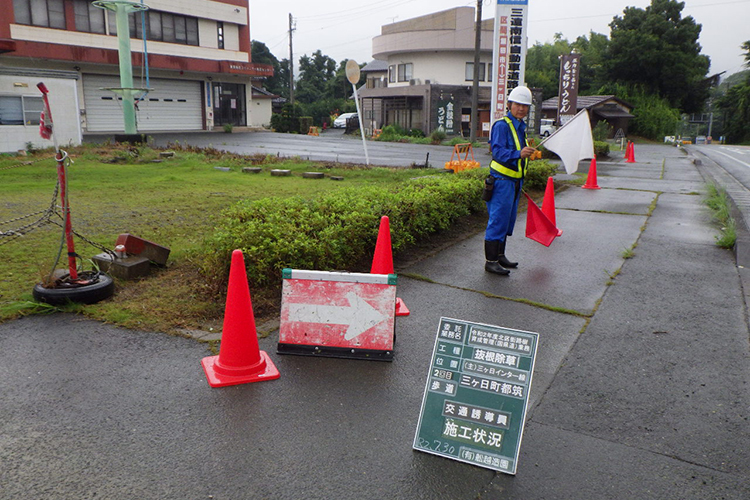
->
[289, 13, 295, 105]
[469, 0, 483, 143]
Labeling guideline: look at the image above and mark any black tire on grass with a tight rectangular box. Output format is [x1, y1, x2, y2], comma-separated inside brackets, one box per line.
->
[33, 274, 115, 306]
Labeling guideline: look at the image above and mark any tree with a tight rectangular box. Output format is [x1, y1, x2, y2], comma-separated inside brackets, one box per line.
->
[525, 34, 572, 99]
[295, 50, 337, 104]
[251, 40, 283, 97]
[604, 0, 710, 114]
[571, 31, 609, 94]
[715, 41, 750, 143]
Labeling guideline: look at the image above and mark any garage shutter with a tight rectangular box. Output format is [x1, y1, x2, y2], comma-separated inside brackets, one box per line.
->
[83, 75, 203, 132]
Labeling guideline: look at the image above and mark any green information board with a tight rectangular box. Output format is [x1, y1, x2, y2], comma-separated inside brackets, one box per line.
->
[413, 317, 539, 474]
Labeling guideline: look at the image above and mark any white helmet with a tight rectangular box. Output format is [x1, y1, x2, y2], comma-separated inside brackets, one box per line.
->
[507, 86, 532, 105]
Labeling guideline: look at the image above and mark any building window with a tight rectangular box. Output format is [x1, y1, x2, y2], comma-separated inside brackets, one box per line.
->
[397, 63, 413, 82]
[388, 65, 396, 83]
[0, 95, 43, 126]
[13, 0, 66, 29]
[465, 62, 486, 82]
[488, 63, 492, 82]
[105, 9, 198, 45]
[73, 0, 105, 34]
[217, 21, 225, 49]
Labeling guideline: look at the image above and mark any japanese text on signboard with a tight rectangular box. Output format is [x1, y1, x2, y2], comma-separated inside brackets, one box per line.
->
[413, 318, 538, 475]
[491, 0, 528, 121]
[557, 53, 581, 125]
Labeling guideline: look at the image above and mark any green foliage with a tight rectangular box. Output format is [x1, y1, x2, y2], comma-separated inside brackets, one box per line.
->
[251, 40, 284, 97]
[599, 83, 681, 139]
[200, 175, 486, 288]
[594, 141, 610, 158]
[714, 43, 750, 144]
[222, 123, 233, 133]
[605, 0, 710, 114]
[592, 121, 611, 141]
[523, 160, 558, 191]
[299, 116, 313, 133]
[270, 102, 303, 133]
[295, 50, 337, 104]
[430, 129, 447, 145]
[525, 34, 573, 99]
[300, 98, 354, 127]
[704, 183, 737, 249]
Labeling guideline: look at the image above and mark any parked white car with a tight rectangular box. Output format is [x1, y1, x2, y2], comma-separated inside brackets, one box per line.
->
[540, 119, 556, 137]
[333, 112, 357, 128]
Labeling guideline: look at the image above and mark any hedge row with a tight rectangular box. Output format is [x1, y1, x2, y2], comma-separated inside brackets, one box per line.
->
[200, 171, 486, 288]
[199, 161, 557, 290]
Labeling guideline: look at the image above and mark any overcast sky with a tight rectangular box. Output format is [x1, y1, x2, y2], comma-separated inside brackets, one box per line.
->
[249, 0, 750, 80]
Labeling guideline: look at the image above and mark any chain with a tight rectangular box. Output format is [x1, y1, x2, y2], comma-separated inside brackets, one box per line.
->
[1, 151, 113, 257]
[0, 154, 55, 172]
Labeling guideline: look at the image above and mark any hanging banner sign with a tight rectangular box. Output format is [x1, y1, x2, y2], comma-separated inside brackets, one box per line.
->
[490, 0, 529, 122]
[436, 99, 456, 134]
[557, 53, 581, 126]
[278, 269, 397, 360]
[413, 317, 539, 474]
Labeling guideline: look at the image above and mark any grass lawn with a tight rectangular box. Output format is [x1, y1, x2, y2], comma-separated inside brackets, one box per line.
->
[0, 143, 448, 333]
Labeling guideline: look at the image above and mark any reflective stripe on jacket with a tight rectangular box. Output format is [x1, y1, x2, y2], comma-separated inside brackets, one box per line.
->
[490, 116, 528, 179]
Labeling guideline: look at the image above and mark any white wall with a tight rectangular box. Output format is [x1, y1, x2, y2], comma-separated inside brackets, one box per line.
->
[0, 75, 81, 153]
[249, 99, 272, 128]
[388, 51, 494, 87]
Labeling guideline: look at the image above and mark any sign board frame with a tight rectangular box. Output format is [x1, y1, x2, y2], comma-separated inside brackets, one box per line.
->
[413, 317, 539, 474]
[278, 269, 398, 361]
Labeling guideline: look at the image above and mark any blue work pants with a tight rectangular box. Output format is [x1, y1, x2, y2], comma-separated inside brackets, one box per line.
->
[485, 175, 523, 242]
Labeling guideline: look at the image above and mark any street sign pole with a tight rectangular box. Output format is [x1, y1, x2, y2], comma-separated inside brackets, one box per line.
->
[346, 59, 370, 165]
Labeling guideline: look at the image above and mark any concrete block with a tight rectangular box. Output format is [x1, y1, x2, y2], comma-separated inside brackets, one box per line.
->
[92, 253, 151, 280]
[115, 234, 170, 266]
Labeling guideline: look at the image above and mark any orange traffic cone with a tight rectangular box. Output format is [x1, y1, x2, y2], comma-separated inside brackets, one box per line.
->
[524, 192, 558, 247]
[201, 249, 280, 387]
[370, 216, 410, 317]
[541, 177, 563, 236]
[582, 158, 601, 190]
[371, 215, 394, 275]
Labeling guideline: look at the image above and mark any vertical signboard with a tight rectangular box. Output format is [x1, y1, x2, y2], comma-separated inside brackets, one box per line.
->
[557, 53, 581, 126]
[436, 99, 456, 134]
[490, 0, 529, 122]
[413, 318, 539, 474]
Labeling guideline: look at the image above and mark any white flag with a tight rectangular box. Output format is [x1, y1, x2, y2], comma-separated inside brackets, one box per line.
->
[540, 109, 595, 174]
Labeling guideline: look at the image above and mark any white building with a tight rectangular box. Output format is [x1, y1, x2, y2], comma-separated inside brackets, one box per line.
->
[0, 0, 273, 152]
[359, 7, 495, 137]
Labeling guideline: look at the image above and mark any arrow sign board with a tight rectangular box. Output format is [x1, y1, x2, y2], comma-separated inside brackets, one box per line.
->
[278, 269, 397, 360]
[413, 318, 539, 474]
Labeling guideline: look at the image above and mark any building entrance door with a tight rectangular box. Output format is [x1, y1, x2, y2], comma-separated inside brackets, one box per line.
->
[213, 83, 246, 126]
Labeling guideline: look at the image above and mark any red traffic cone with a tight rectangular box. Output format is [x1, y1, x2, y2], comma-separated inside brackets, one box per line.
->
[625, 141, 635, 163]
[582, 157, 601, 190]
[541, 177, 563, 237]
[201, 249, 280, 387]
[371, 215, 394, 275]
[524, 192, 559, 247]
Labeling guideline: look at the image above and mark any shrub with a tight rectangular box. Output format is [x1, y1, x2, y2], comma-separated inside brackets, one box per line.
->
[592, 121, 611, 141]
[270, 102, 303, 133]
[430, 129, 447, 145]
[200, 174, 486, 290]
[523, 159, 558, 191]
[222, 123, 233, 133]
[299, 116, 313, 134]
[594, 141, 610, 158]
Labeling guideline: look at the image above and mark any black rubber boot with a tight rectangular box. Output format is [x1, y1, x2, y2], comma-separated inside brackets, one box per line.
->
[498, 239, 518, 268]
[485, 240, 510, 275]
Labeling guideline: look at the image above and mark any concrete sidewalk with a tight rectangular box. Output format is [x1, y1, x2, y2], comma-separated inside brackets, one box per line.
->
[1, 144, 748, 499]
